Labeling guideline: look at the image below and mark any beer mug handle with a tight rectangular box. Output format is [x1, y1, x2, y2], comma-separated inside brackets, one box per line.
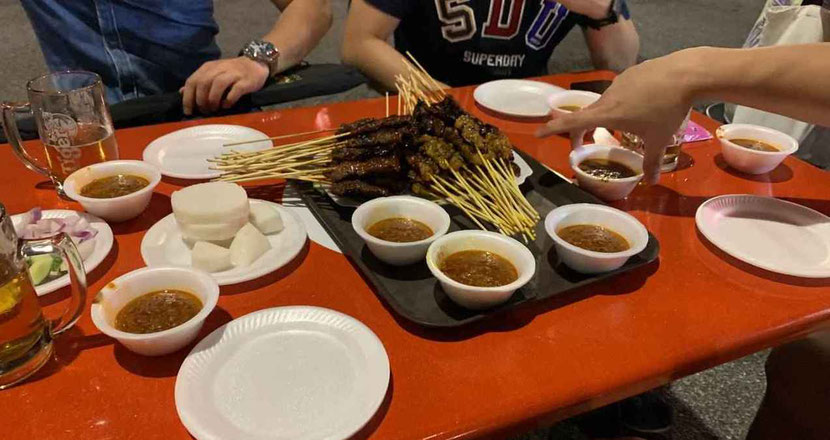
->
[1, 101, 53, 178]
[20, 233, 88, 336]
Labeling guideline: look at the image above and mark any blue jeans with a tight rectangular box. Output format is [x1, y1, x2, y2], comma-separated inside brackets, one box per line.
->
[20, 0, 221, 104]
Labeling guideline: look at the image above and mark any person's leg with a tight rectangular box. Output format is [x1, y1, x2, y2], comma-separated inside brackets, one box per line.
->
[746, 331, 830, 440]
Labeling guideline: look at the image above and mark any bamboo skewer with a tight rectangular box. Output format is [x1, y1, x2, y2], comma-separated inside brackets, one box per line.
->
[222, 128, 336, 147]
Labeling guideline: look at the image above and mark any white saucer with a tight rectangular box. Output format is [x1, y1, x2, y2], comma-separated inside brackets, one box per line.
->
[325, 151, 534, 208]
[695, 195, 830, 278]
[140, 200, 307, 285]
[474, 79, 564, 118]
[142, 125, 271, 179]
[12, 210, 114, 296]
[175, 306, 390, 440]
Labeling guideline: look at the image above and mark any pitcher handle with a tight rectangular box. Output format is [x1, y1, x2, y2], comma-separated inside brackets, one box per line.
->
[21, 233, 87, 336]
[1, 101, 53, 178]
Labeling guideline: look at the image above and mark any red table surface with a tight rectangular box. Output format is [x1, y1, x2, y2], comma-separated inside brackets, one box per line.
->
[2, 71, 829, 440]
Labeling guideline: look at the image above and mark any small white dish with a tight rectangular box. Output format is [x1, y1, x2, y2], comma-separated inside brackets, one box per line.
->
[142, 124, 271, 179]
[696, 195, 830, 278]
[175, 306, 390, 440]
[91, 266, 220, 356]
[545, 204, 649, 274]
[474, 79, 564, 118]
[716, 124, 798, 174]
[548, 90, 601, 113]
[141, 200, 307, 285]
[352, 196, 451, 266]
[426, 231, 535, 310]
[63, 160, 161, 222]
[326, 151, 533, 208]
[570, 144, 644, 201]
[11, 210, 114, 296]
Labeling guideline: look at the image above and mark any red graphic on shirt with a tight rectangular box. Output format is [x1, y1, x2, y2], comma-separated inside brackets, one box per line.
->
[481, 0, 526, 39]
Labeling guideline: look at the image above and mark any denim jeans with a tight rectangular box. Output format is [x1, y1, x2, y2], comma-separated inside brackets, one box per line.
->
[20, 0, 221, 104]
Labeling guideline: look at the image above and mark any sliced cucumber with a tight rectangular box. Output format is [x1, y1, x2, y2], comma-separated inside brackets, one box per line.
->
[29, 255, 54, 286]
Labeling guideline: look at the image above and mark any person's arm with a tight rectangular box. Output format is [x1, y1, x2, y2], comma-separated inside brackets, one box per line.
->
[556, 0, 639, 72]
[341, 0, 407, 91]
[582, 19, 639, 72]
[536, 44, 830, 183]
[341, 0, 449, 92]
[182, 0, 332, 115]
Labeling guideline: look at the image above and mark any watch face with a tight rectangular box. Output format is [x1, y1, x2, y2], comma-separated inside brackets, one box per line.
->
[246, 40, 278, 62]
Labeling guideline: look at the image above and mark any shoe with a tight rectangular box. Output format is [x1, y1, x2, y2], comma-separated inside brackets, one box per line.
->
[619, 391, 674, 436]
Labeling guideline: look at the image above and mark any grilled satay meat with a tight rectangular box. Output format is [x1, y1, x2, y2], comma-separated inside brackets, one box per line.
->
[328, 155, 402, 182]
[331, 144, 397, 163]
[341, 126, 416, 150]
[337, 115, 412, 135]
[330, 180, 391, 198]
[330, 176, 409, 198]
[406, 154, 440, 182]
[416, 135, 464, 170]
[455, 114, 512, 160]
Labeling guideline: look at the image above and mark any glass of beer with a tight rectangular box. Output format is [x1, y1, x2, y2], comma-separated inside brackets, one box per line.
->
[620, 110, 691, 173]
[1, 71, 119, 197]
[0, 203, 87, 389]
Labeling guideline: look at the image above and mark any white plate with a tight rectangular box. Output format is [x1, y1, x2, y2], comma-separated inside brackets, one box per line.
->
[143, 125, 272, 179]
[140, 200, 307, 285]
[325, 150, 534, 208]
[175, 306, 390, 440]
[695, 195, 830, 278]
[11, 210, 114, 296]
[473, 79, 564, 118]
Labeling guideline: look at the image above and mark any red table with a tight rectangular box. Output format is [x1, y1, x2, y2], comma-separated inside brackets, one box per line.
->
[3, 72, 829, 440]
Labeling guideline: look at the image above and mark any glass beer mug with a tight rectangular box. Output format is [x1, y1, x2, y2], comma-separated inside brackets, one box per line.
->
[0, 204, 87, 389]
[1, 71, 119, 196]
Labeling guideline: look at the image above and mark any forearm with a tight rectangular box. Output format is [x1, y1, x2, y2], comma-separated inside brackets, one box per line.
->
[342, 38, 410, 91]
[585, 19, 639, 72]
[679, 45, 830, 126]
[263, 0, 332, 73]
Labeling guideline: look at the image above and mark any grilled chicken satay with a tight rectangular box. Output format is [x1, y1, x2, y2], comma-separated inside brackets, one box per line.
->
[337, 115, 412, 135]
[328, 155, 402, 182]
[331, 144, 398, 163]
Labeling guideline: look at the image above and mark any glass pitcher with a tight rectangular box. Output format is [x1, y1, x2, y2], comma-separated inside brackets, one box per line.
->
[0, 203, 87, 389]
[1, 71, 119, 197]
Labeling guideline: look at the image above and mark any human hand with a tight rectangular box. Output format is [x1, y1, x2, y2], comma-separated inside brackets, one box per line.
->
[536, 54, 695, 184]
[553, 0, 613, 19]
[181, 57, 269, 115]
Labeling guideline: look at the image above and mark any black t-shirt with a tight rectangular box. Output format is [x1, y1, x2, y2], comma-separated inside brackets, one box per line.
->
[366, 0, 597, 86]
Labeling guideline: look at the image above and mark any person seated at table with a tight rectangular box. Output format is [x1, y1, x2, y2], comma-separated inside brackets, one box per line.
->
[536, 43, 830, 183]
[19, 0, 332, 114]
[537, 44, 830, 437]
[340, 0, 639, 90]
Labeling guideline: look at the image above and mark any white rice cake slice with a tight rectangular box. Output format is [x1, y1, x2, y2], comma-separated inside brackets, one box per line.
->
[172, 182, 249, 225]
[191, 241, 232, 273]
[180, 216, 248, 241]
[229, 223, 271, 267]
[249, 203, 284, 235]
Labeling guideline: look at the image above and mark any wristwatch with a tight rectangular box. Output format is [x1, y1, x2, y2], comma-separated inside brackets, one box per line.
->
[580, 0, 629, 29]
[240, 40, 280, 77]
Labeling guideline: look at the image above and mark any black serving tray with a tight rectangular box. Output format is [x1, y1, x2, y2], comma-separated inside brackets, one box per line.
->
[295, 150, 659, 327]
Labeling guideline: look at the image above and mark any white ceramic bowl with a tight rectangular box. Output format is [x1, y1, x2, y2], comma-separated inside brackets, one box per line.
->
[91, 267, 220, 356]
[570, 145, 644, 201]
[545, 204, 648, 274]
[716, 124, 798, 175]
[352, 196, 451, 266]
[426, 231, 535, 310]
[64, 160, 161, 222]
[547, 90, 601, 113]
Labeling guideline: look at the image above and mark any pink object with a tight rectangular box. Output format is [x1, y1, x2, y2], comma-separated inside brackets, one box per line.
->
[684, 120, 712, 143]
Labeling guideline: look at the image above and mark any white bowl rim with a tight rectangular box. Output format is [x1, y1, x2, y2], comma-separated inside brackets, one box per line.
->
[426, 230, 536, 293]
[545, 203, 649, 259]
[716, 123, 799, 155]
[352, 195, 451, 248]
[569, 144, 645, 184]
[64, 160, 162, 203]
[90, 266, 219, 341]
